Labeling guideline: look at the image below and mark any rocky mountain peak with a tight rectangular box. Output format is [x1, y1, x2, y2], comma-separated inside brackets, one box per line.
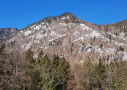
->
[42, 12, 79, 23]
[22, 12, 82, 31]
[4, 13, 127, 62]
[60, 12, 74, 17]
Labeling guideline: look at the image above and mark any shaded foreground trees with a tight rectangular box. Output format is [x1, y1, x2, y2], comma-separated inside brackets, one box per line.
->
[83, 58, 127, 90]
[0, 44, 127, 90]
[29, 52, 69, 90]
[0, 45, 69, 90]
[83, 58, 97, 90]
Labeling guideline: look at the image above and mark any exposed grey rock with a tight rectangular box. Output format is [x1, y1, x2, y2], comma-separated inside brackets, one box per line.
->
[3, 12, 127, 62]
[0, 28, 18, 44]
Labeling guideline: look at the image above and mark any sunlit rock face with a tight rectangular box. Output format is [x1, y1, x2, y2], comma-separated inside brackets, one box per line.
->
[4, 12, 127, 62]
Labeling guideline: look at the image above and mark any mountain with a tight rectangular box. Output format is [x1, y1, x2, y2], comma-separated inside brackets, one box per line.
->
[4, 12, 127, 62]
[0, 28, 18, 44]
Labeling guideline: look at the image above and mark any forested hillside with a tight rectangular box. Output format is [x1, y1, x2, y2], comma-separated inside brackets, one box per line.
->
[0, 43, 127, 90]
[4, 12, 127, 63]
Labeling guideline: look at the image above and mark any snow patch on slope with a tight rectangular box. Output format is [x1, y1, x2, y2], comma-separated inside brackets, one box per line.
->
[123, 52, 127, 60]
[79, 24, 92, 30]
[24, 31, 31, 36]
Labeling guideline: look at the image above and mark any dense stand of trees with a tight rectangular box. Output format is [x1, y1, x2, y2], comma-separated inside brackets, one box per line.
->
[29, 51, 69, 90]
[83, 58, 127, 90]
[0, 44, 127, 90]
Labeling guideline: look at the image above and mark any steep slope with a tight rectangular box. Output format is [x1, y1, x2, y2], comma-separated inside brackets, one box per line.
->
[5, 12, 127, 62]
[0, 28, 18, 44]
[114, 19, 127, 32]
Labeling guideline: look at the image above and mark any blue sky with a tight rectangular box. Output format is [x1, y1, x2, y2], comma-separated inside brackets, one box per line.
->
[0, 0, 127, 30]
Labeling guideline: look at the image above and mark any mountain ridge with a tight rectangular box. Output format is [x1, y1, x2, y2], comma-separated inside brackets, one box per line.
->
[20, 12, 85, 31]
[20, 12, 127, 31]
[3, 12, 127, 62]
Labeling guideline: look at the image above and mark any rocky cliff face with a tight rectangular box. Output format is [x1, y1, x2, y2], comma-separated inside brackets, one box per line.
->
[0, 28, 18, 44]
[4, 12, 127, 62]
